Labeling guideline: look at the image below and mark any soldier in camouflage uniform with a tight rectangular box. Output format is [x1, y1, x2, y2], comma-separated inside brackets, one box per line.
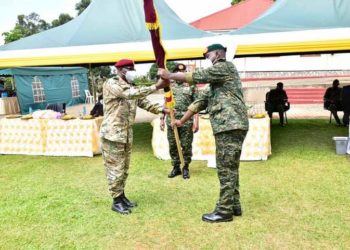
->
[158, 44, 249, 223]
[100, 59, 168, 215]
[160, 63, 199, 179]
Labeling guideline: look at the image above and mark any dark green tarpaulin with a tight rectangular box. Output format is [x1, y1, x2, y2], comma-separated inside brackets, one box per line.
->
[0, 67, 88, 114]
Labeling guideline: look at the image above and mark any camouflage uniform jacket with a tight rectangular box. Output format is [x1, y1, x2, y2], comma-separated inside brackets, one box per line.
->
[165, 81, 197, 126]
[100, 77, 162, 143]
[185, 59, 249, 134]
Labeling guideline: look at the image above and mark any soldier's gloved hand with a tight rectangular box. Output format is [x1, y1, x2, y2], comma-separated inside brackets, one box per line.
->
[157, 68, 170, 80]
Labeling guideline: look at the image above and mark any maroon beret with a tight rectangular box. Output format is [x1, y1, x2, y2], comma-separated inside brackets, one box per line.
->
[114, 59, 135, 68]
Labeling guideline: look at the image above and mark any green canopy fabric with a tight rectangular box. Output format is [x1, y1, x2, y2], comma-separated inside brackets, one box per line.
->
[232, 0, 350, 34]
[0, 67, 88, 114]
[0, 0, 213, 51]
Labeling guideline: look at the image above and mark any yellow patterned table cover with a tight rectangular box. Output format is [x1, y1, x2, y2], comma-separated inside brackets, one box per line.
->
[0, 117, 103, 157]
[0, 97, 20, 115]
[151, 116, 271, 167]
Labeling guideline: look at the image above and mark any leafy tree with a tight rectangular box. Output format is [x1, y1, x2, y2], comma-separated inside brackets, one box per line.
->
[231, 0, 242, 4]
[51, 14, 73, 28]
[2, 12, 50, 44]
[149, 62, 176, 80]
[75, 0, 91, 15]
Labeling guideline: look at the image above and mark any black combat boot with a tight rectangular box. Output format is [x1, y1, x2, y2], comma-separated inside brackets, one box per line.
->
[112, 196, 131, 215]
[168, 165, 181, 178]
[182, 164, 190, 179]
[202, 211, 233, 223]
[233, 207, 242, 216]
[121, 192, 137, 208]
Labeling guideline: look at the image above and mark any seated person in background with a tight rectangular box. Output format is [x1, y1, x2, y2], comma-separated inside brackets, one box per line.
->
[342, 85, 350, 126]
[90, 95, 104, 117]
[266, 82, 289, 127]
[46, 103, 66, 113]
[324, 79, 343, 125]
[0, 77, 5, 95]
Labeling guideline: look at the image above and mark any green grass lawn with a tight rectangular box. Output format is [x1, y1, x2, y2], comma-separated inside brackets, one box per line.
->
[0, 119, 349, 249]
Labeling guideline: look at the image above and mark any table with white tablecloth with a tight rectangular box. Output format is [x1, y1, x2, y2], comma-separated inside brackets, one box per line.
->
[151, 116, 271, 167]
[0, 97, 20, 115]
[0, 117, 103, 157]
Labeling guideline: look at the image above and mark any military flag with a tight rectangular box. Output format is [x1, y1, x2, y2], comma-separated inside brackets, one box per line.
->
[143, 0, 183, 163]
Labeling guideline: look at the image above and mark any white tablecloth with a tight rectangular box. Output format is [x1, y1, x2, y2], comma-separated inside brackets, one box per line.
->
[151, 116, 271, 167]
[0, 97, 20, 115]
[0, 117, 102, 157]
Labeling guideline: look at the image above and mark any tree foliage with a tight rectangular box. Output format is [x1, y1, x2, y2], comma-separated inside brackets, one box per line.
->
[231, 0, 242, 4]
[3, 13, 50, 44]
[51, 14, 73, 28]
[75, 0, 91, 15]
[2, 0, 91, 44]
[149, 62, 176, 80]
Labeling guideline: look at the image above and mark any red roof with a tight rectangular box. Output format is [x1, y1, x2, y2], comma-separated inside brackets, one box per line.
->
[190, 0, 274, 31]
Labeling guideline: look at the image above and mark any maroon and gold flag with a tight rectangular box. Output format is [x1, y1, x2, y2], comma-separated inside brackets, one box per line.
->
[144, 0, 166, 69]
[143, 0, 175, 108]
[143, 0, 183, 164]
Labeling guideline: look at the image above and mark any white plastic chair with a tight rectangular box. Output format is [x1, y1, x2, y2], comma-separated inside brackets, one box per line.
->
[84, 90, 94, 104]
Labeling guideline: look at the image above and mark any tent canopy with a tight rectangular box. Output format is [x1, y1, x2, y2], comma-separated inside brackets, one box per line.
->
[0, 67, 88, 76]
[233, 0, 350, 34]
[1, 0, 350, 66]
[232, 0, 350, 56]
[0, 0, 218, 68]
[0, 67, 88, 114]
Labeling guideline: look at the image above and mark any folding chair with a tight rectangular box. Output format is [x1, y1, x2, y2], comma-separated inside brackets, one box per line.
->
[84, 89, 94, 104]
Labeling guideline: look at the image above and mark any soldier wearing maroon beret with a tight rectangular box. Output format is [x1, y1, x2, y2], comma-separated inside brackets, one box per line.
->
[100, 59, 168, 215]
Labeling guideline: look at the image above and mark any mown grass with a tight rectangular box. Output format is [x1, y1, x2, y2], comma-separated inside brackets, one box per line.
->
[0, 119, 349, 249]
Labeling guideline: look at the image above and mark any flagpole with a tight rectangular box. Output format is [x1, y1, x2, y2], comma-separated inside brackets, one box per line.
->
[144, 0, 184, 165]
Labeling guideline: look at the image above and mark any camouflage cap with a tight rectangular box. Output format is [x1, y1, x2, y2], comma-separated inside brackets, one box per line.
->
[203, 43, 227, 57]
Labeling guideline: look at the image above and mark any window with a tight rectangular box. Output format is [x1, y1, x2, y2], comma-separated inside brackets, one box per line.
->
[71, 76, 80, 98]
[32, 76, 46, 103]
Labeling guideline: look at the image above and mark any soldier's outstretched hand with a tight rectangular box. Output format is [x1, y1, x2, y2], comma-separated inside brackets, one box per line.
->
[158, 68, 171, 80]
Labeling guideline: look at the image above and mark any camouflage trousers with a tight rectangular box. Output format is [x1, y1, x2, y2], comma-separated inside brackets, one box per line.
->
[214, 129, 247, 215]
[101, 138, 132, 198]
[167, 123, 193, 166]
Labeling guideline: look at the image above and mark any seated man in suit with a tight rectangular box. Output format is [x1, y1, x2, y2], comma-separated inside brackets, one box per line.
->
[324, 79, 343, 125]
[266, 82, 289, 127]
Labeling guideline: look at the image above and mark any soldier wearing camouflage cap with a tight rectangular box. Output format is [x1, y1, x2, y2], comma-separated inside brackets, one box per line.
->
[160, 63, 199, 179]
[100, 59, 168, 215]
[158, 44, 249, 223]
